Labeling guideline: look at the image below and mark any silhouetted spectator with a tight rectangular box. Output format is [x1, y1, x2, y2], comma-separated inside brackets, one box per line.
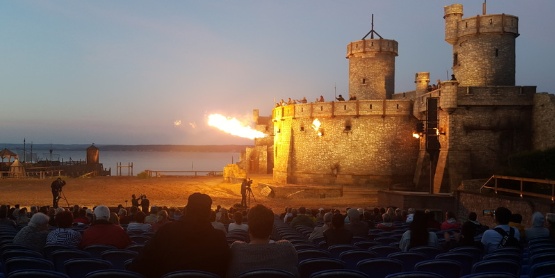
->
[80, 205, 132, 249]
[399, 211, 439, 251]
[47, 210, 81, 247]
[227, 204, 298, 278]
[345, 208, 369, 237]
[525, 212, 550, 241]
[324, 213, 353, 247]
[129, 193, 230, 278]
[13, 212, 49, 252]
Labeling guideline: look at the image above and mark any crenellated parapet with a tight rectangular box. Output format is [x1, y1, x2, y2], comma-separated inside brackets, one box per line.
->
[272, 99, 413, 122]
[414, 85, 536, 114]
[346, 39, 398, 57]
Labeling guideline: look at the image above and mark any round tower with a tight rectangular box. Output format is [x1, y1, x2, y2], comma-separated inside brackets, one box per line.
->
[413, 72, 430, 117]
[444, 4, 519, 86]
[346, 17, 398, 100]
[86, 144, 99, 165]
[444, 4, 463, 45]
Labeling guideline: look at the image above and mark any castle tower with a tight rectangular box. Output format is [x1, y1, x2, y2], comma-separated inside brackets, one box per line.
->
[444, 4, 519, 86]
[413, 72, 430, 118]
[346, 16, 398, 100]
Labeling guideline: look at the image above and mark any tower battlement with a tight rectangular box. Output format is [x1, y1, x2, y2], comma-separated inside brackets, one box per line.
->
[272, 99, 412, 121]
[444, 4, 519, 87]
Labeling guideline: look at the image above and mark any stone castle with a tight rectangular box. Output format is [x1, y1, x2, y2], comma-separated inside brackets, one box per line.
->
[243, 3, 555, 193]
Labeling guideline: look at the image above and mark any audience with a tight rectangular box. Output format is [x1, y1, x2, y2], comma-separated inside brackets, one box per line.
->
[324, 213, 353, 247]
[525, 211, 550, 241]
[458, 212, 488, 248]
[127, 211, 152, 233]
[227, 204, 298, 278]
[509, 213, 526, 242]
[440, 211, 461, 231]
[152, 209, 171, 233]
[228, 211, 249, 233]
[3, 195, 555, 278]
[290, 206, 315, 228]
[80, 205, 132, 249]
[129, 193, 230, 278]
[13, 212, 50, 252]
[480, 206, 521, 254]
[376, 213, 395, 231]
[309, 212, 332, 241]
[399, 211, 439, 251]
[345, 208, 369, 237]
[47, 210, 82, 247]
[0, 205, 17, 231]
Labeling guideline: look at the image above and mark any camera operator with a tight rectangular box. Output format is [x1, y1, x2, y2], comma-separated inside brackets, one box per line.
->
[51, 177, 66, 208]
[240, 178, 251, 207]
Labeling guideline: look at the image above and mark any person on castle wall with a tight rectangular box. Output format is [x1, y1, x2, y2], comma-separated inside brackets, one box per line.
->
[335, 94, 345, 101]
[318, 95, 325, 102]
[450, 74, 457, 81]
[51, 177, 66, 208]
[287, 98, 295, 105]
[297, 97, 308, 103]
[349, 95, 357, 101]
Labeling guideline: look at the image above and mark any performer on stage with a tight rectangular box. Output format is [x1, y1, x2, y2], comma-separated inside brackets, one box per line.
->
[51, 177, 66, 208]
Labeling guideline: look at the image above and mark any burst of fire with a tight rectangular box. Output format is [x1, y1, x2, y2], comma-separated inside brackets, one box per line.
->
[312, 118, 321, 131]
[208, 114, 266, 139]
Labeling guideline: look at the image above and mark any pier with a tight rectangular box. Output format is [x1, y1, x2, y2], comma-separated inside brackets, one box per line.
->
[145, 170, 223, 177]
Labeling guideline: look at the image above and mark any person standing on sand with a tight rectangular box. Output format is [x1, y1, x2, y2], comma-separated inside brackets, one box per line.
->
[50, 177, 65, 208]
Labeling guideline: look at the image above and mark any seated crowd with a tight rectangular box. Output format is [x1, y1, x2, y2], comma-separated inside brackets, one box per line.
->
[0, 194, 555, 278]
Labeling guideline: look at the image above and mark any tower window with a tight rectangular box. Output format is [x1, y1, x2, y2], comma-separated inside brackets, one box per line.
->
[370, 104, 373, 109]
[320, 106, 323, 111]
[301, 107, 304, 112]
[371, 42, 374, 47]
[489, 18, 493, 25]
[453, 53, 458, 66]
[495, 48, 499, 57]
[362, 78, 366, 84]
[396, 104, 399, 109]
[344, 105, 347, 110]
[465, 22, 468, 28]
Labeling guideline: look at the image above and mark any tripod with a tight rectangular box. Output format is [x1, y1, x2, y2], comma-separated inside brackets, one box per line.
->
[58, 190, 70, 208]
[246, 186, 256, 207]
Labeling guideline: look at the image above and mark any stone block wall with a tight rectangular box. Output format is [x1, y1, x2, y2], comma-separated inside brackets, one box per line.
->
[273, 105, 419, 187]
[533, 93, 555, 151]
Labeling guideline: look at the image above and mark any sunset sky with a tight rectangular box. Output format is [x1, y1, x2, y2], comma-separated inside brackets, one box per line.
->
[1, 1, 554, 145]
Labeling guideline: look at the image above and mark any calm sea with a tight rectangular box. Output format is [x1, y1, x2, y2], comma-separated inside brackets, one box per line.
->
[12, 147, 240, 175]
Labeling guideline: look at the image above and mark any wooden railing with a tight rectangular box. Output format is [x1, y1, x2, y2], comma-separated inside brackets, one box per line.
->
[145, 170, 223, 178]
[480, 175, 555, 202]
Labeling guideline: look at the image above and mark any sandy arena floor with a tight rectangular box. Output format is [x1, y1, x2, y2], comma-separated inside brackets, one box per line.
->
[0, 174, 378, 212]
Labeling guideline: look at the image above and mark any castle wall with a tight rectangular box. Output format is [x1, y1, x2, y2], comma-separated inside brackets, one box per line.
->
[272, 100, 419, 187]
[430, 86, 535, 192]
[532, 93, 555, 151]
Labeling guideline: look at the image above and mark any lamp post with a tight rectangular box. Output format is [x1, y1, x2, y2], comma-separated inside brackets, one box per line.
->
[426, 98, 440, 194]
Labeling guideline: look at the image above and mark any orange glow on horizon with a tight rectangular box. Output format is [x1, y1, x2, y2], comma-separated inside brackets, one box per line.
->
[208, 114, 266, 140]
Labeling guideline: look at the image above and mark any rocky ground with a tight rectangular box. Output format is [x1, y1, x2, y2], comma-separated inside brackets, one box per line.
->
[0, 174, 378, 213]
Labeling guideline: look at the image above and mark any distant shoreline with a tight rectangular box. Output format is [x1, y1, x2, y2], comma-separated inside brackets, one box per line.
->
[0, 144, 251, 153]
